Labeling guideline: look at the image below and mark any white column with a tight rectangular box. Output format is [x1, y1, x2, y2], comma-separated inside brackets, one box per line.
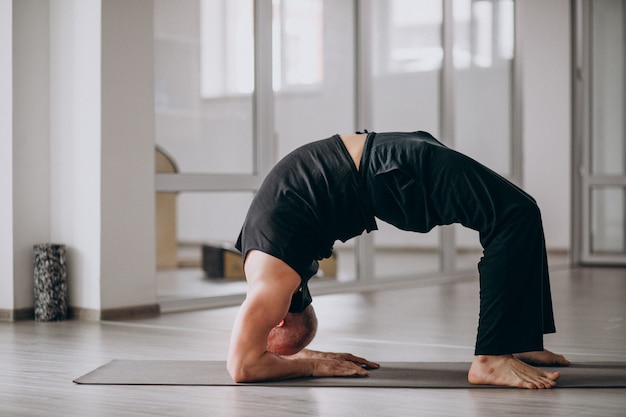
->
[13, 0, 52, 311]
[100, 0, 156, 310]
[49, 0, 104, 312]
[0, 0, 14, 315]
[47, 0, 157, 317]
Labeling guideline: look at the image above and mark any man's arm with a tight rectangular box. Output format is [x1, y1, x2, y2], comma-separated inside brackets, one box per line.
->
[227, 250, 376, 382]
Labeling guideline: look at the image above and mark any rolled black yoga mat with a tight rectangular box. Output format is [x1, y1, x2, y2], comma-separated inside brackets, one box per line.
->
[73, 360, 626, 388]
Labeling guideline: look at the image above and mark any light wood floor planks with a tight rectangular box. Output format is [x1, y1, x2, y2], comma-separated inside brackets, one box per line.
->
[1, 266, 625, 416]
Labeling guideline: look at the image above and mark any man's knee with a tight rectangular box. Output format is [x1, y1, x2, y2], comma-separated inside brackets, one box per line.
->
[514, 198, 542, 226]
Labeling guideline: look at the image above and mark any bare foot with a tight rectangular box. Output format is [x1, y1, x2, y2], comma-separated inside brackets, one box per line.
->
[468, 355, 561, 389]
[514, 349, 570, 367]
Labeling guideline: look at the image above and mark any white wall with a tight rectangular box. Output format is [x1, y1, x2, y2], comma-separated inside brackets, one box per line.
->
[0, 0, 14, 311]
[1, 0, 157, 317]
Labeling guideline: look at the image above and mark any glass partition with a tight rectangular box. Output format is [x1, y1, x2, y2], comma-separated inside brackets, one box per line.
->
[273, 0, 359, 284]
[155, 0, 359, 304]
[154, 0, 524, 306]
[156, 191, 253, 301]
[591, 187, 626, 254]
[369, 0, 443, 279]
[453, 0, 514, 174]
[588, 0, 625, 256]
[155, 0, 255, 175]
[453, 0, 516, 270]
[591, 0, 624, 176]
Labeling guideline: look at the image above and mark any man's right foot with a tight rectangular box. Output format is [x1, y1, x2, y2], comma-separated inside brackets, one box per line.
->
[468, 354, 561, 389]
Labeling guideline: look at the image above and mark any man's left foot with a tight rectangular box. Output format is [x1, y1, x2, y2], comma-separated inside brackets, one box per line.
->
[514, 349, 570, 367]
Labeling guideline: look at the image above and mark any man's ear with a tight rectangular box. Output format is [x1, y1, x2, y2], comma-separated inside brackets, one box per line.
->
[276, 320, 285, 328]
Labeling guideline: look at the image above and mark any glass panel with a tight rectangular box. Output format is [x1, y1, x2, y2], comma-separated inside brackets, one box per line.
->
[273, 0, 358, 282]
[156, 191, 254, 299]
[373, 222, 441, 278]
[369, 0, 443, 278]
[370, 0, 442, 133]
[272, 0, 324, 92]
[591, 187, 626, 254]
[453, 0, 515, 270]
[591, 0, 625, 176]
[274, 0, 336, 157]
[453, 0, 514, 176]
[154, 0, 255, 175]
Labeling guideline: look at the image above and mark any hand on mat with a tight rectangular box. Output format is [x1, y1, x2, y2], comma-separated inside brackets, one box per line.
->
[291, 349, 380, 377]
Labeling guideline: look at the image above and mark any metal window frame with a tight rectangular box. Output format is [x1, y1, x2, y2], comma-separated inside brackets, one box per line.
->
[573, 0, 626, 266]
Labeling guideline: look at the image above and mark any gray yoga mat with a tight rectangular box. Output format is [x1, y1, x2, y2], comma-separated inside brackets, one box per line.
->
[73, 360, 626, 388]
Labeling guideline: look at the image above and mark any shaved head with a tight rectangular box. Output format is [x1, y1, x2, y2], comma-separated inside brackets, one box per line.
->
[266, 304, 318, 356]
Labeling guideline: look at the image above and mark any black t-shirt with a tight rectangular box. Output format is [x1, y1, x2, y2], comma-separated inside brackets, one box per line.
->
[235, 134, 377, 312]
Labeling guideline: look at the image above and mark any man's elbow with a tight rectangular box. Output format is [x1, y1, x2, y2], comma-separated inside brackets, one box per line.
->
[227, 357, 256, 383]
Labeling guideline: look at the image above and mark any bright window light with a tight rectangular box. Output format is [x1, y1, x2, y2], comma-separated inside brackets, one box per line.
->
[200, 0, 323, 98]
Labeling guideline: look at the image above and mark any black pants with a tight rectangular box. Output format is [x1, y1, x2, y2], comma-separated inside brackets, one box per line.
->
[363, 131, 556, 355]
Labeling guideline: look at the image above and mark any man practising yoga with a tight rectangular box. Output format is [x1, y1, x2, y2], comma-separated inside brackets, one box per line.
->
[227, 130, 570, 389]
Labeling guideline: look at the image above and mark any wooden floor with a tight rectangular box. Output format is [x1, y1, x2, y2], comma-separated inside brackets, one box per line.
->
[1, 266, 625, 417]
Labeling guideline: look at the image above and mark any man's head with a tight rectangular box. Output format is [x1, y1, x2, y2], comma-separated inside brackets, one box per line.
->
[266, 304, 318, 356]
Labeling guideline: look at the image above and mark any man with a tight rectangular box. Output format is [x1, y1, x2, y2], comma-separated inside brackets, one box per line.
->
[227, 130, 569, 388]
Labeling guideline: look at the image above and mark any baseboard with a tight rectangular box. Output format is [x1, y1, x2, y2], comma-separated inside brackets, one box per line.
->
[71, 303, 161, 321]
[0, 307, 35, 322]
[1, 304, 160, 322]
